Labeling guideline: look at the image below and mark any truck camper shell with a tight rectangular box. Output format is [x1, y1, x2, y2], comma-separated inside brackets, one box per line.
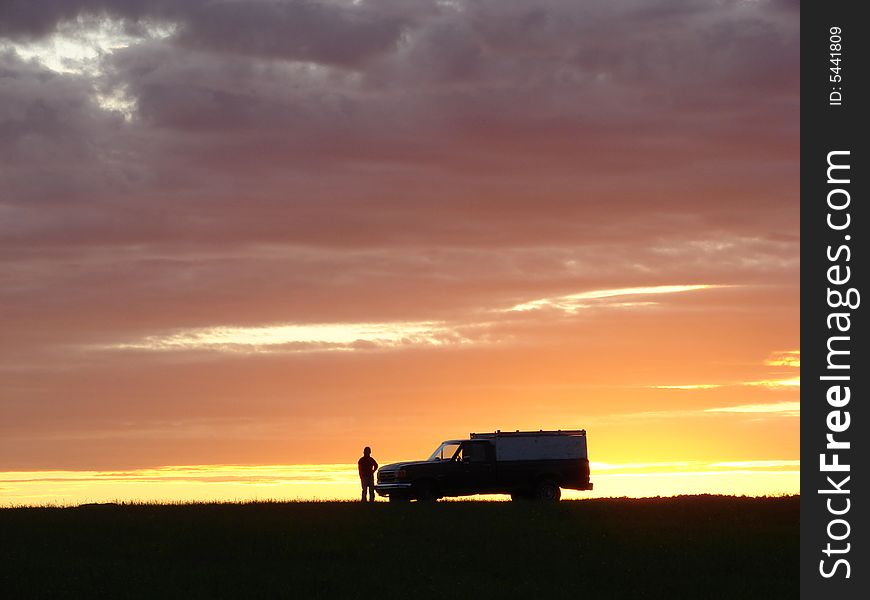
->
[375, 429, 593, 502]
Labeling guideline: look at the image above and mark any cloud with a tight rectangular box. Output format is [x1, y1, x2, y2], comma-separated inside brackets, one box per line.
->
[648, 349, 800, 391]
[507, 284, 720, 313]
[651, 384, 722, 390]
[743, 377, 800, 388]
[2, 1, 799, 254]
[101, 283, 725, 353]
[604, 400, 800, 422]
[764, 349, 800, 367]
[704, 401, 799, 416]
[0, 1, 412, 68]
[111, 320, 470, 352]
[650, 378, 800, 390]
[709, 459, 799, 469]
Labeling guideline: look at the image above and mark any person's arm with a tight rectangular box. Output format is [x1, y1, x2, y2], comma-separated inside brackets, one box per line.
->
[372, 459, 378, 472]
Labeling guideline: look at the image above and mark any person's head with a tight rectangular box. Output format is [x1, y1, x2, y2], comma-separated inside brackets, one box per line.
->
[363, 446, 371, 456]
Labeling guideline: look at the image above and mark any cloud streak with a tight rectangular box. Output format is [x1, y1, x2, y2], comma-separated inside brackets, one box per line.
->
[506, 284, 721, 313]
[104, 283, 725, 353]
[764, 349, 800, 368]
[704, 401, 799, 417]
[112, 321, 467, 352]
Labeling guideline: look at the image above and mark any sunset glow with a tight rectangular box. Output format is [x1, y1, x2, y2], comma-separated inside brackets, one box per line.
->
[0, 0, 798, 504]
[1, 459, 799, 506]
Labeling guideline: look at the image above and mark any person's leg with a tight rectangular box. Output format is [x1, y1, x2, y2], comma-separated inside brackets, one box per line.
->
[361, 480, 367, 502]
[368, 483, 375, 502]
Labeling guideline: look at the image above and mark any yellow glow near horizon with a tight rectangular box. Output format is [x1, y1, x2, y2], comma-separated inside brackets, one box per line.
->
[0, 460, 799, 507]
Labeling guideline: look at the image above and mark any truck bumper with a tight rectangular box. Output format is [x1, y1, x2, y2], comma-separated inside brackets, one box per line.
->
[374, 482, 413, 496]
[565, 482, 594, 491]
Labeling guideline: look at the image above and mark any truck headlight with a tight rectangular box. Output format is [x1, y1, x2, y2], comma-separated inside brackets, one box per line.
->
[396, 469, 407, 479]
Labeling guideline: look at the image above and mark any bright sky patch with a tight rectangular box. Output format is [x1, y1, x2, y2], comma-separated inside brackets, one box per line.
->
[705, 401, 799, 416]
[113, 321, 465, 352]
[507, 284, 721, 313]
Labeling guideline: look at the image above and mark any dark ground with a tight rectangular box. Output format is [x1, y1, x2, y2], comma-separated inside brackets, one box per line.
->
[0, 495, 798, 599]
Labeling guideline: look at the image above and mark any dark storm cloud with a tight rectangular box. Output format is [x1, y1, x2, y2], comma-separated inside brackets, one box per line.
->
[1, 0, 799, 297]
[1, 0, 411, 66]
[0, 0, 800, 330]
[0, 51, 119, 172]
[2, 0, 799, 179]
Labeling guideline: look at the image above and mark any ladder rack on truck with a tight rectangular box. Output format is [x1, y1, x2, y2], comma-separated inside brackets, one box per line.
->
[470, 429, 586, 438]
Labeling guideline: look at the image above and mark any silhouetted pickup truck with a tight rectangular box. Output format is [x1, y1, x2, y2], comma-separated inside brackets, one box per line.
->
[375, 429, 593, 502]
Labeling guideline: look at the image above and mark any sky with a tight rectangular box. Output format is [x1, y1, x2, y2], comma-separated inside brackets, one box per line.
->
[0, 0, 799, 504]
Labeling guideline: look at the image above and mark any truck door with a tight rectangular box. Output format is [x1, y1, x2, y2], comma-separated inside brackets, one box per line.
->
[452, 441, 496, 494]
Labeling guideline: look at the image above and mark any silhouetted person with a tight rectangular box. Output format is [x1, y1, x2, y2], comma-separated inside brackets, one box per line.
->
[358, 446, 378, 502]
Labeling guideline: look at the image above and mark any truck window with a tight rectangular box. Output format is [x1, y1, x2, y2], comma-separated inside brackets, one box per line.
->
[428, 442, 461, 461]
[461, 442, 488, 463]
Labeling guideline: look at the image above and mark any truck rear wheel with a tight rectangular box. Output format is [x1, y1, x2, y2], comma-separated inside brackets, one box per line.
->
[413, 481, 438, 502]
[534, 480, 561, 502]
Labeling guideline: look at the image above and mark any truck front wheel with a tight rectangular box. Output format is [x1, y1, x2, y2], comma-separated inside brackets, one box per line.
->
[534, 480, 561, 502]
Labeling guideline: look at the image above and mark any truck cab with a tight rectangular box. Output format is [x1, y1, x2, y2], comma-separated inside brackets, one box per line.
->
[375, 429, 593, 502]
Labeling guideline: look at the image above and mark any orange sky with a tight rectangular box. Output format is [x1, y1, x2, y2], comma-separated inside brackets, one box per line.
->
[0, 0, 799, 503]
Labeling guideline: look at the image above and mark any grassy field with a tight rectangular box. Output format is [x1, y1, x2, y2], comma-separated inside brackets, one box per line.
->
[0, 495, 798, 599]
